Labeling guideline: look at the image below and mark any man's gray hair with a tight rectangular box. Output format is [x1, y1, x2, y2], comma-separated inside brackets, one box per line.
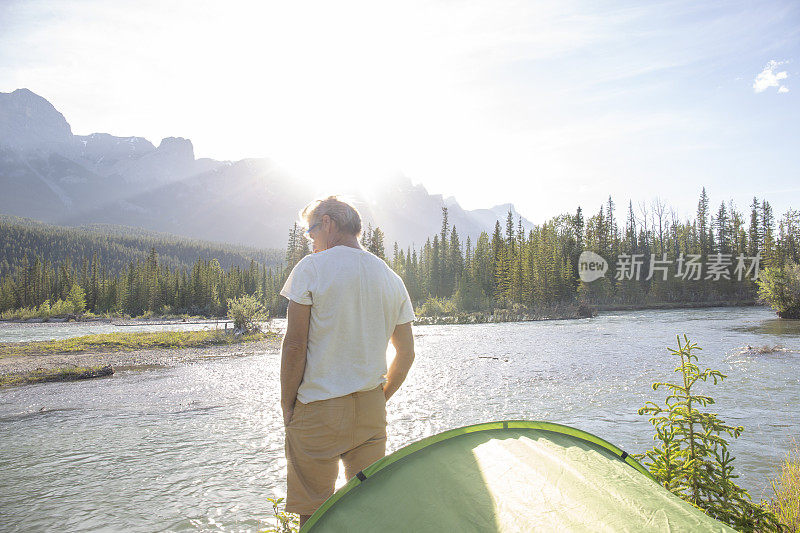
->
[300, 196, 362, 237]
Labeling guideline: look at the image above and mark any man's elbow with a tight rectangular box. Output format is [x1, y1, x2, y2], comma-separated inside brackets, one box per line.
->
[398, 349, 415, 368]
[282, 338, 308, 356]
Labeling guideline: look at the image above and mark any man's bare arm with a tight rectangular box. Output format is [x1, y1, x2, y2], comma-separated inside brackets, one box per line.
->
[281, 300, 311, 425]
[384, 321, 415, 401]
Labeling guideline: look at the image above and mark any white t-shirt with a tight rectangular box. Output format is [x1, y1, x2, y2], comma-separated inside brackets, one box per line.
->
[280, 246, 415, 403]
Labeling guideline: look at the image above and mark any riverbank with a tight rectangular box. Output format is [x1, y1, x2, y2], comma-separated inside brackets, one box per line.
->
[413, 300, 766, 325]
[2, 300, 768, 327]
[0, 314, 232, 325]
[0, 330, 282, 387]
[595, 299, 760, 312]
[1, 365, 115, 387]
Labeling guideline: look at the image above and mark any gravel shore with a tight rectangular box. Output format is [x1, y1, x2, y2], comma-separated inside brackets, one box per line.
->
[0, 336, 282, 381]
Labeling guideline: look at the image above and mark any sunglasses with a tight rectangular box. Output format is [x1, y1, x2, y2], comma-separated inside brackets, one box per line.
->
[303, 222, 320, 239]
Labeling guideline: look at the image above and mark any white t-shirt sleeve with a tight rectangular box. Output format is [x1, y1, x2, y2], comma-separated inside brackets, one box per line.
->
[280, 258, 315, 305]
[396, 282, 415, 324]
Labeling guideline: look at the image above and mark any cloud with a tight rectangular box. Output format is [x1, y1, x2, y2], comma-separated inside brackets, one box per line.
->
[753, 60, 789, 93]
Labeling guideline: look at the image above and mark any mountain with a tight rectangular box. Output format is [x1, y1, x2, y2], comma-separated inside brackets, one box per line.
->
[0, 88, 535, 249]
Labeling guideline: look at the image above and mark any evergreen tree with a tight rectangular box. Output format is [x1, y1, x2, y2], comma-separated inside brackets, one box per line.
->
[729, 201, 746, 256]
[714, 202, 729, 254]
[392, 242, 400, 272]
[440, 207, 450, 295]
[748, 197, 761, 257]
[363, 223, 373, 251]
[606, 196, 617, 247]
[697, 188, 710, 257]
[67, 283, 86, 315]
[762, 200, 775, 266]
[89, 252, 100, 312]
[779, 209, 800, 265]
[473, 232, 493, 300]
[505, 210, 515, 253]
[464, 236, 472, 272]
[431, 235, 441, 297]
[408, 247, 421, 302]
[639, 336, 780, 531]
[491, 222, 505, 303]
[286, 223, 299, 266]
[625, 201, 637, 253]
[369, 227, 386, 260]
[449, 226, 463, 288]
[512, 217, 525, 304]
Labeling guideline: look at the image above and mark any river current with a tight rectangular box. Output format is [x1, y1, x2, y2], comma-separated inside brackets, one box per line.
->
[1, 306, 798, 532]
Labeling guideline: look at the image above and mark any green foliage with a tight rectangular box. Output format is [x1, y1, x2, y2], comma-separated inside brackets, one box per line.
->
[453, 277, 486, 312]
[639, 335, 780, 531]
[285, 223, 310, 268]
[758, 262, 800, 318]
[418, 296, 457, 317]
[227, 294, 269, 333]
[262, 497, 299, 533]
[768, 444, 800, 532]
[0, 217, 285, 318]
[0, 365, 113, 387]
[0, 249, 285, 319]
[50, 298, 73, 316]
[67, 283, 86, 315]
[368, 227, 387, 261]
[0, 298, 74, 320]
[387, 188, 792, 317]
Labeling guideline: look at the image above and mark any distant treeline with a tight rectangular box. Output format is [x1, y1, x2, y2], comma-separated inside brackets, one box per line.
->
[383, 188, 799, 314]
[1, 188, 798, 318]
[0, 247, 288, 318]
[283, 188, 800, 316]
[0, 216, 285, 317]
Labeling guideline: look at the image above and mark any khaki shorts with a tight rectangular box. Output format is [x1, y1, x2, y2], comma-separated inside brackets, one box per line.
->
[285, 385, 387, 515]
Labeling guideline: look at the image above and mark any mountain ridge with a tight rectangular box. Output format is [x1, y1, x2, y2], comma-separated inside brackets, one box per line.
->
[0, 88, 535, 249]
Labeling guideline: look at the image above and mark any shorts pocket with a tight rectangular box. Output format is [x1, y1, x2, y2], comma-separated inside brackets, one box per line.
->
[297, 402, 348, 454]
[317, 403, 347, 433]
[288, 400, 306, 427]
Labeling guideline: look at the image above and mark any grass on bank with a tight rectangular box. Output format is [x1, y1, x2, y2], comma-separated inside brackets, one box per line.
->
[0, 365, 114, 387]
[768, 445, 800, 532]
[0, 329, 274, 358]
[0, 305, 213, 322]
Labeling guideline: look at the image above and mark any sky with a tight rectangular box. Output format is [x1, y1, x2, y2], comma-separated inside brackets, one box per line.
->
[1, 0, 798, 224]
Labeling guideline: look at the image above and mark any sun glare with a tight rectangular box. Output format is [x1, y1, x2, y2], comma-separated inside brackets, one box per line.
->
[222, 1, 448, 193]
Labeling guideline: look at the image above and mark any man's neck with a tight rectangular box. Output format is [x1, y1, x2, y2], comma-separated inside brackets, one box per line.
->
[324, 233, 361, 250]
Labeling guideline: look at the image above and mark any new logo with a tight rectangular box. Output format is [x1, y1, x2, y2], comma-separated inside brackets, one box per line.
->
[578, 251, 608, 282]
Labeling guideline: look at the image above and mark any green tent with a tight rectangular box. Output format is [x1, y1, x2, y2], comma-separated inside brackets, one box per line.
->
[302, 421, 734, 532]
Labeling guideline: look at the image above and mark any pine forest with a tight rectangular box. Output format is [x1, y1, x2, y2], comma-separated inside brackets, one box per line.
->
[1, 189, 798, 320]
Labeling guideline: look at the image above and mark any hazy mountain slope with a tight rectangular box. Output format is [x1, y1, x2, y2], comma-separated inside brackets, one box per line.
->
[0, 88, 535, 250]
[0, 215, 284, 276]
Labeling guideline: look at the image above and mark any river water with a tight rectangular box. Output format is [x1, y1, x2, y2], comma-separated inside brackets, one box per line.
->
[0, 319, 234, 344]
[0, 307, 798, 532]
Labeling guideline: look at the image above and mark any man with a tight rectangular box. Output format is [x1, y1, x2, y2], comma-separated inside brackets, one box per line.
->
[280, 196, 416, 527]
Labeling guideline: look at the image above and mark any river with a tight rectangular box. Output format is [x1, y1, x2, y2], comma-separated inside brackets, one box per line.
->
[0, 306, 798, 532]
[0, 319, 234, 344]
